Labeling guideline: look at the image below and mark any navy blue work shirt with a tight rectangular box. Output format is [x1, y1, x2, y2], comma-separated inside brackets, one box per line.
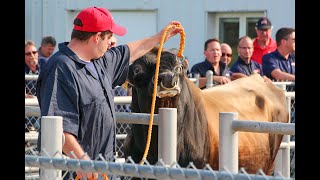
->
[262, 50, 295, 81]
[230, 57, 263, 76]
[36, 42, 130, 160]
[190, 59, 229, 77]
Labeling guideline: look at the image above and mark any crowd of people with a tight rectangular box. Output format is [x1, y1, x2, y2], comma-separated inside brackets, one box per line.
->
[189, 17, 295, 88]
[24, 7, 295, 179]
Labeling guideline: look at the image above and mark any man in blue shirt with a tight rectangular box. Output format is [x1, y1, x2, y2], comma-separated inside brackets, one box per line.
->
[36, 6, 183, 180]
[190, 38, 231, 88]
[262, 27, 295, 81]
[230, 36, 266, 81]
[38, 36, 56, 68]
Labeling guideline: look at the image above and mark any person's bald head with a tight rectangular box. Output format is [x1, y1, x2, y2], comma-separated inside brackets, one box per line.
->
[220, 43, 232, 65]
[237, 36, 254, 62]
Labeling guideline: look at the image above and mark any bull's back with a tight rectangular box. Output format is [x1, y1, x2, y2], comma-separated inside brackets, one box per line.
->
[200, 74, 289, 174]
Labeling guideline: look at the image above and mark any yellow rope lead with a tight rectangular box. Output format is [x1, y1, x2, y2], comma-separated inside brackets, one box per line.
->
[139, 24, 185, 165]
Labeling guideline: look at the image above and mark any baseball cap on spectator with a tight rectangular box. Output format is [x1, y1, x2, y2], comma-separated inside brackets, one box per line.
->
[255, 17, 272, 30]
[73, 6, 127, 36]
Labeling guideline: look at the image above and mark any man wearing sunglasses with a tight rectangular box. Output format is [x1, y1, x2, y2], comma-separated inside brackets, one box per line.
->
[25, 40, 39, 133]
[220, 43, 232, 66]
[25, 40, 39, 75]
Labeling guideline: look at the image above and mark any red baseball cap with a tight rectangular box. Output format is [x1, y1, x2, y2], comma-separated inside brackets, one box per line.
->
[73, 6, 126, 36]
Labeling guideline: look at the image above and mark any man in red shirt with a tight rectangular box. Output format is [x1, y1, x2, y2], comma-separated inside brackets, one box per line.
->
[252, 17, 277, 64]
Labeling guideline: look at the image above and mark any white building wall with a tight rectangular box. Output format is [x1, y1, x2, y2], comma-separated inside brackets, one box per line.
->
[25, 0, 295, 68]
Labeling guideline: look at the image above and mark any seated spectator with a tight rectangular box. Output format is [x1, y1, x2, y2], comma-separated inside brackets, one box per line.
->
[252, 17, 277, 65]
[190, 38, 230, 88]
[38, 36, 56, 68]
[262, 27, 295, 81]
[220, 43, 233, 66]
[168, 47, 179, 55]
[230, 36, 268, 81]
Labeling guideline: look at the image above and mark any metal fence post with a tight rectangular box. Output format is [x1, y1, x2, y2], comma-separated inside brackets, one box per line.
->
[158, 108, 177, 167]
[219, 112, 238, 173]
[40, 116, 63, 180]
[206, 70, 213, 88]
[282, 96, 292, 177]
[194, 73, 200, 87]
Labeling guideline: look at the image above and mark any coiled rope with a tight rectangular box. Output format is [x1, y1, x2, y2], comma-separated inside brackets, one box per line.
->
[139, 24, 185, 165]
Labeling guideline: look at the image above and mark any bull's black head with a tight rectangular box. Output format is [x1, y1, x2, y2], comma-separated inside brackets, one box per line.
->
[128, 47, 189, 108]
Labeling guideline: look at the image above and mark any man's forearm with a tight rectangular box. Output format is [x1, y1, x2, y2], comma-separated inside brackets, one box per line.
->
[63, 132, 90, 160]
[127, 33, 162, 63]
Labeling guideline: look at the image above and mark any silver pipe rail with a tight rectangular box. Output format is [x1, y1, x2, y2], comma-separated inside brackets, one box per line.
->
[25, 155, 292, 180]
[25, 74, 39, 81]
[25, 96, 132, 106]
[231, 121, 295, 135]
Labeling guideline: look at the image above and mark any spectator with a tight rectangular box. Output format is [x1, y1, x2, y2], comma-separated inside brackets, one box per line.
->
[25, 40, 39, 132]
[262, 27, 295, 81]
[230, 36, 269, 81]
[220, 43, 232, 66]
[190, 38, 230, 88]
[36, 6, 183, 180]
[38, 36, 56, 68]
[25, 40, 40, 96]
[251, 17, 277, 65]
[108, 35, 117, 49]
[167, 47, 179, 55]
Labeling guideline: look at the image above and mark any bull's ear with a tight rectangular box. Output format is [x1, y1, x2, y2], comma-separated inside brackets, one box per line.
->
[183, 59, 189, 74]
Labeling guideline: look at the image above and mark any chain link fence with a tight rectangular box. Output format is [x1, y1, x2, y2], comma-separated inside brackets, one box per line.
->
[25, 75, 295, 179]
[25, 149, 293, 180]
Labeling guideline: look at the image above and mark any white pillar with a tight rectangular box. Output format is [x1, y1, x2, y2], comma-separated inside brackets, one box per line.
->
[206, 70, 213, 88]
[40, 116, 63, 180]
[219, 112, 238, 173]
[158, 108, 177, 167]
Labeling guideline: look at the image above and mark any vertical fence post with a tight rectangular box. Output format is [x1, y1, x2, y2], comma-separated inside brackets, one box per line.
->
[206, 70, 213, 88]
[282, 96, 292, 177]
[40, 116, 63, 180]
[158, 108, 177, 167]
[219, 112, 238, 173]
[274, 96, 292, 177]
[194, 73, 200, 87]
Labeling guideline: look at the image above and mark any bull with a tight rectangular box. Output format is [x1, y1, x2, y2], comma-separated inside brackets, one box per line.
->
[123, 47, 289, 175]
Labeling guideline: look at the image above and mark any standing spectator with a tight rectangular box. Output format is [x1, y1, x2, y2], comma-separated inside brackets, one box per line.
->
[38, 36, 56, 68]
[229, 36, 269, 81]
[220, 43, 232, 66]
[190, 38, 230, 88]
[25, 40, 39, 132]
[251, 17, 277, 65]
[108, 35, 117, 49]
[262, 27, 295, 81]
[25, 40, 40, 95]
[36, 6, 183, 180]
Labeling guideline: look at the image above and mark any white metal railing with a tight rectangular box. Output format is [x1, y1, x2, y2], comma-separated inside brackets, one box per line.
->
[219, 111, 294, 178]
[25, 74, 295, 90]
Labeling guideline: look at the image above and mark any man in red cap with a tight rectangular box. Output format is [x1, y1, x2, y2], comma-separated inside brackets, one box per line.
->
[251, 17, 277, 65]
[36, 6, 183, 180]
